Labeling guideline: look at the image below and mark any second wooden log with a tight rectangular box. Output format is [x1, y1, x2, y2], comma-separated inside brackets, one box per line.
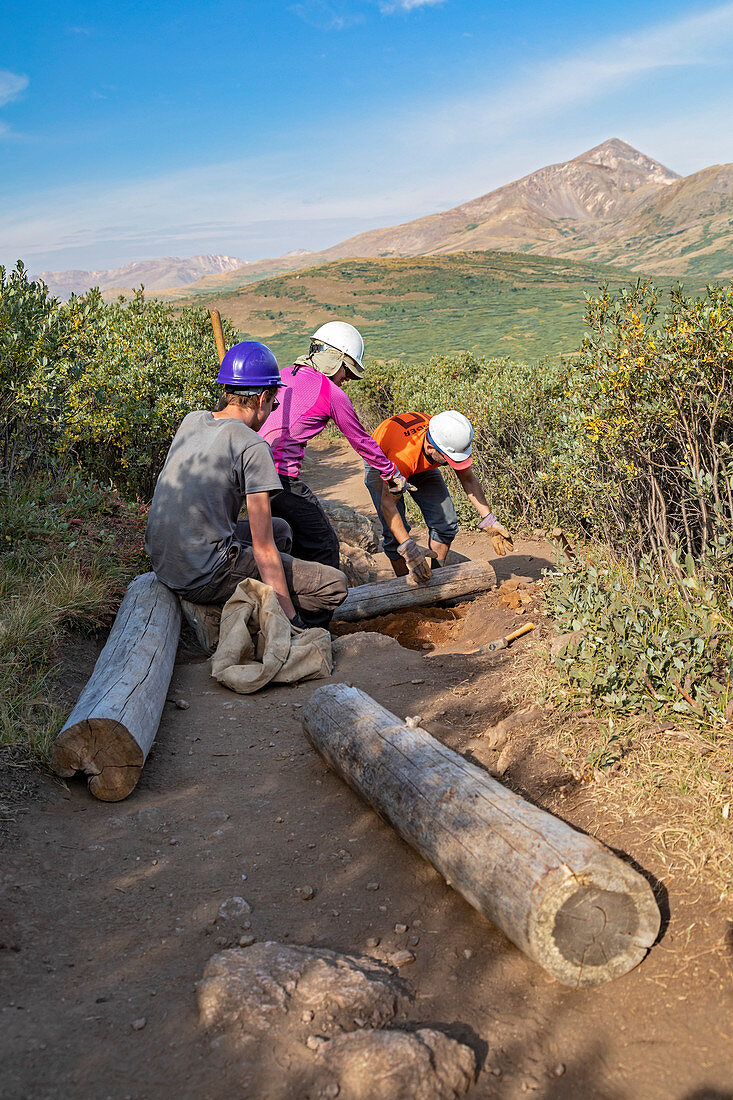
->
[51, 572, 181, 802]
[302, 685, 661, 987]
[331, 560, 497, 622]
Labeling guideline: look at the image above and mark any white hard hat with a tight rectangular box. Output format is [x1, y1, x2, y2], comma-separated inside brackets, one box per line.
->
[427, 411, 474, 470]
[311, 321, 364, 377]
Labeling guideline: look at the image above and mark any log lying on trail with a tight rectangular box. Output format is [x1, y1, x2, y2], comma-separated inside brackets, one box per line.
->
[51, 572, 181, 802]
[302, 685, 660, 987]
[331, 560, 496, 622]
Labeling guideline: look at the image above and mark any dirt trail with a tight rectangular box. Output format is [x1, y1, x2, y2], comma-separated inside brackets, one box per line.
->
[1, 437, 732, 1099]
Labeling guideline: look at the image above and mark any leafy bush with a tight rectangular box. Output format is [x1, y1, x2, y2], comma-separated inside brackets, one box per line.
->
[58, 291, 228, 496]
[1, 265, 238, 497]
[0, 263, 70, 479]
[564, 281, 733, 563]
[544, 543, 733, 724]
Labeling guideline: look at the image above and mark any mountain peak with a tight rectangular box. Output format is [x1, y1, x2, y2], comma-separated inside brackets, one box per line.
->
[573, 138, 681, 184]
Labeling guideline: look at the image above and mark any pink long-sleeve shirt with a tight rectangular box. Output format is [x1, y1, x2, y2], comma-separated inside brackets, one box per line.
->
[259, 364, 397, 481]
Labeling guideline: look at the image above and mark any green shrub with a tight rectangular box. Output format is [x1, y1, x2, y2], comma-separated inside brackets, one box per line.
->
[562, 281, 733, 563]
[58, 291, 229, 496]
[1, 266, 238, 497]
[544, 542, 733, 724]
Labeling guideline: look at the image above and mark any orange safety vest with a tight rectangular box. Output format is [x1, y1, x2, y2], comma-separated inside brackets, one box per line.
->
[372, 412, 441, 479]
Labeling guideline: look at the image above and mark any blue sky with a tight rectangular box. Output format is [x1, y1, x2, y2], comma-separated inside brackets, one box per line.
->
[2, 0, 733, 273]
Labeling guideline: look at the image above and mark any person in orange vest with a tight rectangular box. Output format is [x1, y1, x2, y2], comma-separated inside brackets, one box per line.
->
[365, 410, 513, 583]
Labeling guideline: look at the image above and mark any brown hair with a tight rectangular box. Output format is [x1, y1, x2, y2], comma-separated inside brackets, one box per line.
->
[214, 386, 278, 413]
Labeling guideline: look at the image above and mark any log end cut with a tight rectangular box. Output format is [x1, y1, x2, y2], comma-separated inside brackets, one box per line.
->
[51, 718, 144, 802]
[528, 859, 661, 988]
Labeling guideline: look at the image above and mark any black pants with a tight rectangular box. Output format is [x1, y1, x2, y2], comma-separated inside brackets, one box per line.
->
[270, 477, 340, 571]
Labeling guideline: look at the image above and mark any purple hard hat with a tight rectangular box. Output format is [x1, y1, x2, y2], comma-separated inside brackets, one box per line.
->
[216, 341, 284, 391]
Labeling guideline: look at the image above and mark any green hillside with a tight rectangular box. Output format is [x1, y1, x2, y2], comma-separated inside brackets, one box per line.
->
[176, 251, 690, 364]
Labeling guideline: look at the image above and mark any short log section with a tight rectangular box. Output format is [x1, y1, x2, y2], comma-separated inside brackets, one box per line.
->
[332, 560, 496, 623]
[302, 685, 660, 987]
[51, 572, 181, 802]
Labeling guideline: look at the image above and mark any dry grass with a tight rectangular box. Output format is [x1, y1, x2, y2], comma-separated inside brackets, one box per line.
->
[503, 640, 733, 896]
[0, 557, 117, 760]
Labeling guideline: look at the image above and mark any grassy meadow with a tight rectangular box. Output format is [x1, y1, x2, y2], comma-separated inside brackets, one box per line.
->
[170, 251, 692, 364]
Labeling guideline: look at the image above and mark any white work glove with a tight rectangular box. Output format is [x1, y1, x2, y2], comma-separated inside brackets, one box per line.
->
[397, 538, 432, 584]
[386, 471, 411, 496]
[478, 513, 514, 556]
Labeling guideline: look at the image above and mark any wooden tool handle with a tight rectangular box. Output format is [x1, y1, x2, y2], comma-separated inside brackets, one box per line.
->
[504, 622, 535, 644]
[209, 310, 226, 364]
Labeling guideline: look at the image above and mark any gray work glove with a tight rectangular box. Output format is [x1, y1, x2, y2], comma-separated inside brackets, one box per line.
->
[386, 471, 412, 496]
[397, 537, 432, 584]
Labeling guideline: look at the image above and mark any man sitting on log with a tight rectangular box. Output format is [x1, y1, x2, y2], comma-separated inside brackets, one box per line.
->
[365, 410, 514, 583]
[145, 341, 348, 633]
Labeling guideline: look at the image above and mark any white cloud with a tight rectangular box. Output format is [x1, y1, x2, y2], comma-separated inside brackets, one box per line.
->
[402, 2, 733, 147]
[379, 0, 446, 12]
[290, 1, 364, 30]
[0, 70, 28, 108]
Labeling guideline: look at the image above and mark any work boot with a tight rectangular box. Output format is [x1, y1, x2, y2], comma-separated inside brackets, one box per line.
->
[179, 599, 221, 656]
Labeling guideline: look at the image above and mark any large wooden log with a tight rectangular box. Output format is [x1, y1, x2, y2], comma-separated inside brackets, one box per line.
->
[331, 560, 496, 622]
[51, 573, 181, 802]
[302, 685, 660, 987]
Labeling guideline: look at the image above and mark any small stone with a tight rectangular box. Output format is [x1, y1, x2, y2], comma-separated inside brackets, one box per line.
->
[168, 838, 178, 846]
[306, 1034, 327, 1051]
[298, 885, 316, 900]
[394, 923, 408, 934]
[366, 937, 380, 949]
[275, 817, 284, 824]
[408, 936, 420, 947]
[463, 949, 473, 959]
[215, 936, 228, 947]
[322, 1084, 340, 1098]
[389, 950, 415, 968]
[491, 1065, 503, 1077]
[353, 1017, 366, 1028]
[307, 842, 317, 849]
[378, 904, 387, 913]
[131, 1017, 147, 1031]
[553, 1063, 566, 1077]
[301, 1009, 314, 1022]
[173, 699, 190, 710]
[366, 881, 380, 892]
[238, 934, 255, 947]
[216, 896, 252, 922]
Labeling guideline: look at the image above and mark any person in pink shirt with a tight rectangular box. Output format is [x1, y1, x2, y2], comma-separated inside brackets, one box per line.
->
[259, 321, 406, 569]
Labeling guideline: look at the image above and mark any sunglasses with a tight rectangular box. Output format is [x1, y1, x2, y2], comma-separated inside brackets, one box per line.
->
[270, 397, 280, 410]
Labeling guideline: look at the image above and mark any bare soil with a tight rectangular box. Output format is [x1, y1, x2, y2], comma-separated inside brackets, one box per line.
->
[1, 437, 731, 1100]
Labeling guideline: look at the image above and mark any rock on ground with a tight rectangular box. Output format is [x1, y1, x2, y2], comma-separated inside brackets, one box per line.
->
[339, 543, 380, 586]
[197, 942, 408, 1038]
[317, 1027, 476, 1100]
[321, 501, 380, 552]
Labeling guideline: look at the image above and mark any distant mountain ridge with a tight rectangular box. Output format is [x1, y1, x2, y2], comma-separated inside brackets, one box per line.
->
[174, 138, 732, 295]
[40, 139, 732, 302]
[39, 254, 246, 300]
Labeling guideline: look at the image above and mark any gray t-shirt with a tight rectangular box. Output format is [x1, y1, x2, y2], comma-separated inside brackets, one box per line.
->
[145, 410, 282, 590]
